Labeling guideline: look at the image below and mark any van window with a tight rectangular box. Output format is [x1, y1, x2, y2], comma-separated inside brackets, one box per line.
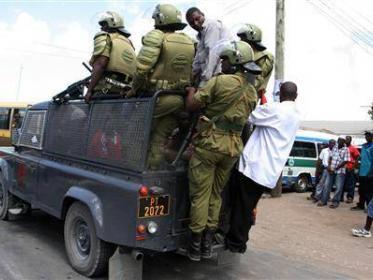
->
[0, 108, 10, 129]
[290, 141, 317, 158]
[317, 143, 326, 155]
[13, 108, 27, 129]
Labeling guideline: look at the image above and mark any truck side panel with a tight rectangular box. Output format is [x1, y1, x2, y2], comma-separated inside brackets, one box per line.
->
[37, 157, 139, 247]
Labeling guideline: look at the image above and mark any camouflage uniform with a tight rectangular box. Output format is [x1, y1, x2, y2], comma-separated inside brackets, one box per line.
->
[189, 73, 257, 233]
[253, 50, 274, 92]
[90, 31, 136, 93]
[236, 23, 274, 93]
[132, 8, 194, 170]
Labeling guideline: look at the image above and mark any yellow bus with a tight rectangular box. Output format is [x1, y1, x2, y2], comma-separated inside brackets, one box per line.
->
[0, 102, 30, 146]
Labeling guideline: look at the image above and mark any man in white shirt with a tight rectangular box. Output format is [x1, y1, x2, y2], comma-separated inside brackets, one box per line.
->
[225, 81, 301, 253]
[311, 139, 336, 202]
[186, 7, 232, 87]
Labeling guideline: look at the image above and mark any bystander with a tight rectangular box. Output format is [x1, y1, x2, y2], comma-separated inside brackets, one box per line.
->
[310, 139, 336, 203]
[342, 136, 360, 203]
[317, 137, 350, 208]
[352, 198, 373, 238]
[351, 131, 373, 211]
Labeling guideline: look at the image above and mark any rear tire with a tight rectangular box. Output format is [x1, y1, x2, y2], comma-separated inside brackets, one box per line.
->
[64, 202, 115, 277]
[294, 175, 309, 193]
[0, 175, 13, 220]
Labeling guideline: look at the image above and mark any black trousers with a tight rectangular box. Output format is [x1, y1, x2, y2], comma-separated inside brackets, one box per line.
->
[357, 176, 373, 208]
[225, 169, 266, 253]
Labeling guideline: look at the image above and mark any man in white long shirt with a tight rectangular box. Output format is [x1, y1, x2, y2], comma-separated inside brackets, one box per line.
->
[186, 7, 232, 87]
[225, 81, 301, 253]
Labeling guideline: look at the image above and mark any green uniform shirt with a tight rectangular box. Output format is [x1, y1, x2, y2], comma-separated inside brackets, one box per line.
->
[90, 31, 136, 93]
[193, 72, 257, 157]
[254, 50, 274, 92]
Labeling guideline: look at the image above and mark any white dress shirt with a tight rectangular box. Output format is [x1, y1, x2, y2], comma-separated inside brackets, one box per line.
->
[319, 147, 331, 168]
[239, 101, 301, 189]
[192, 18, 232, 85]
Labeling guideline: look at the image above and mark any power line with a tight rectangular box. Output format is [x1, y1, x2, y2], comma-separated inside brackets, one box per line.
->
[306, 0, 373, 56]
[0, 48, 85, 59]
[34, 42, 89, 54]
[341, 0, 373, 29]
[318, 0, 373, 47]
[225, 0, 255, 16]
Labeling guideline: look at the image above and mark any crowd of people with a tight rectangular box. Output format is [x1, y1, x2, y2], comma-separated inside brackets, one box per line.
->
[307, 132, 373, 237]
[83, 4, 302, 262]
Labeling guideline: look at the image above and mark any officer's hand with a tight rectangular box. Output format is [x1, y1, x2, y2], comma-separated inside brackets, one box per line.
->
[185, 144, 195, 160]
[125, 89, 136, 98]
[186, 87, 196, 96]
[85, 92, 92, 103]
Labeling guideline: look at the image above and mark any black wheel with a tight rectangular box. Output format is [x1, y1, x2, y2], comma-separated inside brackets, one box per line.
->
[294, 175, 309, 193]
[64, 202, 115, 277]
[0, 175, 12, 220]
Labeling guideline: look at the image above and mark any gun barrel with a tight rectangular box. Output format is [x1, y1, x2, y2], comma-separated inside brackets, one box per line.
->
[82, 62, 92, 73]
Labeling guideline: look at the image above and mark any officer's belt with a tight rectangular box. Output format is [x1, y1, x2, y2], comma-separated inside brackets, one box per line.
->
[214, 120, 243, 134]
[105, 71, 133, 83]
[150, 79, 190, 90]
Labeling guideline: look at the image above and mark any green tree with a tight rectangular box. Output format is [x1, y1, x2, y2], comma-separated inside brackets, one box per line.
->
[369, 103, 373, 120]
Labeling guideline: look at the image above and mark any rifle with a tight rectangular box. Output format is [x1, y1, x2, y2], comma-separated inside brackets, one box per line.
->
[52, 76, 90, 104]
[171, 112, 199, 167]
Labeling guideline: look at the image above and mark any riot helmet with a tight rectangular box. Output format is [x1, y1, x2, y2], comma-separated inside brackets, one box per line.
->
[237, 23, 266, 51]
[217, 40, 262, 74]
[152, 4, 187, 30]
[98, 11, 131, 37]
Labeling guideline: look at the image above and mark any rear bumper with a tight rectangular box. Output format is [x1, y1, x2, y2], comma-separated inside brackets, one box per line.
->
[135, 231, 187, 253]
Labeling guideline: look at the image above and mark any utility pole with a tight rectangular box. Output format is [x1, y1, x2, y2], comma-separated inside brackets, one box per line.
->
[275, 0, 285, 83]
[16, 64, 23, 102]
[271, 0, 285, 197]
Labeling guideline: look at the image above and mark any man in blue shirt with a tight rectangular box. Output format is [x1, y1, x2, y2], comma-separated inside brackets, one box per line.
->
[351, 131, 373, 211]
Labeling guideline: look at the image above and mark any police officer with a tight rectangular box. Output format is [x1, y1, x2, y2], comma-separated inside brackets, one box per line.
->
[85, 11, 137, 102]
[130, 4, 194, 170]
[185, 41, 261, 261]
[237, 24, 274, 98]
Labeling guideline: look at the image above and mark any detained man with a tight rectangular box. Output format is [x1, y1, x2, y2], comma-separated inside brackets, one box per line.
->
[186, 7, 232, 87]
[225, 81, 301, 253]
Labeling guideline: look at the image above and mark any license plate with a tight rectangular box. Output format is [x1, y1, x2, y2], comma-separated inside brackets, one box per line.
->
[138, 195, 170, 218]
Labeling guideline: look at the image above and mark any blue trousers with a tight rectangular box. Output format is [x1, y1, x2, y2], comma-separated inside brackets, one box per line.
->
[320, 173, 346, 205]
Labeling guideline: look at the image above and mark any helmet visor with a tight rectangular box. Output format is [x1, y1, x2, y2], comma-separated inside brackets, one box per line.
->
[243, 61, 262, 75]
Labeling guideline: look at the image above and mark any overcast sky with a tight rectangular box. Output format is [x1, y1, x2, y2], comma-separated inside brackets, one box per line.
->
[0, 0, 372, 121]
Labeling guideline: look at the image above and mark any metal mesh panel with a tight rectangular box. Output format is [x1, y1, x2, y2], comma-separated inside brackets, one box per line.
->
[87, 100, 153, 171]
[44, 103, 89, 158]
[18, 110, 46, 150]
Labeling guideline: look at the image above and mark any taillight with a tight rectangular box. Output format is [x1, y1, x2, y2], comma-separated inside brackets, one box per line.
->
[137, 224, 146, 234]
[139, 185, 148, 197]
[136, 224, 146, 241]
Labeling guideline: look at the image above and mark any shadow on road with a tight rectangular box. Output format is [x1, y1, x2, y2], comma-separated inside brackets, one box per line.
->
[0, 210, 349, 280]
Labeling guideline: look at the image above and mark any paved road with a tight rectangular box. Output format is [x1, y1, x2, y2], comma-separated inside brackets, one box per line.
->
[0, 211, 349, 280]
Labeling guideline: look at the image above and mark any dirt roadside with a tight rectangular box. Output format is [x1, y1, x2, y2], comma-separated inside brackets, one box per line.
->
[250, 192, 373, 279]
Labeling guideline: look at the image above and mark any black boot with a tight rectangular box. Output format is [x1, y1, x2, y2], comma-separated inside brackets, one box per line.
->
[188, 232, 202, 261]
[201, 228, 214, 259]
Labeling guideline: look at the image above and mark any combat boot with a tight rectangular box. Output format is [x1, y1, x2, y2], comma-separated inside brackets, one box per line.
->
[201, 228, 214, 259]
[188, 232, 202, 261]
